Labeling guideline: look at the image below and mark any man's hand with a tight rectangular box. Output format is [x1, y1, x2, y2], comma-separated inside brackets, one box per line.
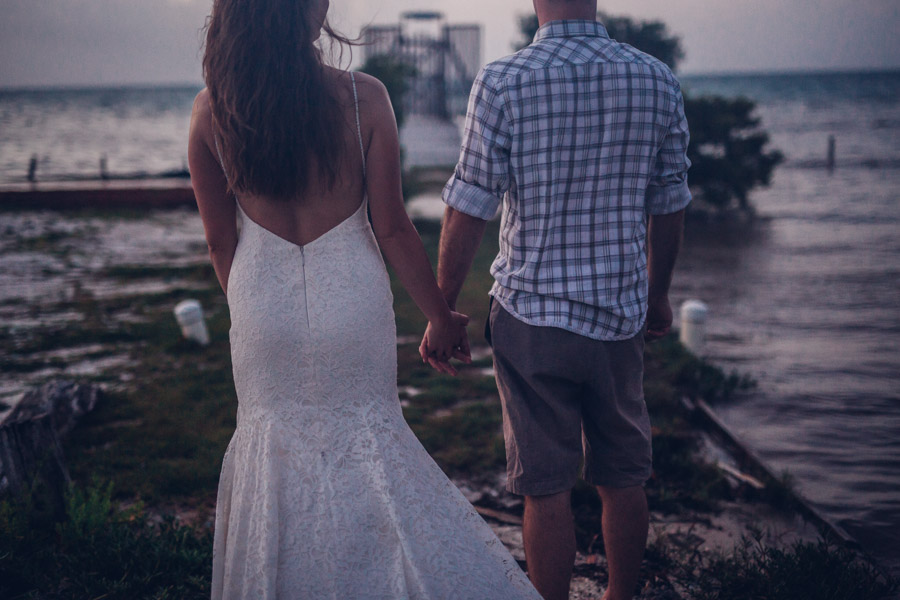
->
[645, 295, 673, 341]
[419, 312, 472, 376]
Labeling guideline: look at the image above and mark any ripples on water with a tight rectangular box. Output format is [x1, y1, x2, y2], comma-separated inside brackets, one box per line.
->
[1, 72, 899, 574]
[677, 71, 900, 576]
[0, 86, 200, 183]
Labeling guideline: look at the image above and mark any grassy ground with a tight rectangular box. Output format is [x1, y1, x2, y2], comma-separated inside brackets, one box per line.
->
[1, 216, 894, 599]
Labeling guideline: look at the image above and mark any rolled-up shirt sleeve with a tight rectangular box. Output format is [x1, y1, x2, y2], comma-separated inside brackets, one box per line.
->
[442, 69, 511, 220]
[646, 85, 692, 215]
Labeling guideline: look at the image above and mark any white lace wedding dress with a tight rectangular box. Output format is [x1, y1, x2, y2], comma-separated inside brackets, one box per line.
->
[210, 74, 541, 600]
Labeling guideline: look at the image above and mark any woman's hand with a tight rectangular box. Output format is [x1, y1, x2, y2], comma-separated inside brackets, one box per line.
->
[419, 311, 471, 376]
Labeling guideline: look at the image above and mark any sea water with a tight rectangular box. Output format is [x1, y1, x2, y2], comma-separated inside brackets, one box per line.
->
[677, 70, 900, 578]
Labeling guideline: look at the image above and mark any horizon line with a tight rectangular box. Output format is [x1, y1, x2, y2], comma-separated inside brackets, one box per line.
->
[2, 65, 900, 93]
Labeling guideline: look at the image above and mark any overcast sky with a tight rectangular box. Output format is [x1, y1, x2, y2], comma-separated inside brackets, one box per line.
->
[1, 0, 898, 88]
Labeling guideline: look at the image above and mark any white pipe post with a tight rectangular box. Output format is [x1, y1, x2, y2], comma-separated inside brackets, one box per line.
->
[679, 300, 709, 356]
[174, 299, 210, 346]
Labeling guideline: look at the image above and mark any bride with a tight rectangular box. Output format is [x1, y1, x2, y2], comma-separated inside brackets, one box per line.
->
[188, 0, 542, 598]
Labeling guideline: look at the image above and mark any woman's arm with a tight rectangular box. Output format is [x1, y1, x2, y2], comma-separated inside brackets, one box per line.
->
[188, 89, 238, 296]
[358, 75, 470, 373]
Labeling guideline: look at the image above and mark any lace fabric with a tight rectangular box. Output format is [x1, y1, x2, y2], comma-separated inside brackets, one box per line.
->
[210, 76, 541, 599]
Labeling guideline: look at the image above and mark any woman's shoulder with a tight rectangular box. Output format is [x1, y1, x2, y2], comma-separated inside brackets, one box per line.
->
[348, 70, 388, 97]
[192, 88, 211, 116]
[190, 88, 213, 136]
[325, 68, 391, 114]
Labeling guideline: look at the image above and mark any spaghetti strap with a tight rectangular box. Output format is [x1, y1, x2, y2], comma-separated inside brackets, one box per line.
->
[213, 132, 227, 179]
[349, 72, 366, 178]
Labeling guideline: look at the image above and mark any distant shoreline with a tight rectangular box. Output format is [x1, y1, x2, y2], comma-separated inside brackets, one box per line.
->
[678, 66, 900, 78]
[2, 68, 899, 93]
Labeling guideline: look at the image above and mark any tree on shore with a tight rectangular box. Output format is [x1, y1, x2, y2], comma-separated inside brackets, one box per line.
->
[684, 96, 783, 211]
[516, 13, 683, 69]
[516, 13, 783, 213]
[357, 54, 417, 130]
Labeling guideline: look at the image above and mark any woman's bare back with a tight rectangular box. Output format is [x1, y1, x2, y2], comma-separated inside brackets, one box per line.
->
[231, 68, 370, 247]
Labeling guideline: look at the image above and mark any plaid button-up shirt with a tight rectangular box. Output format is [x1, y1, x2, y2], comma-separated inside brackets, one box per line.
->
[443, 19, 692, 341]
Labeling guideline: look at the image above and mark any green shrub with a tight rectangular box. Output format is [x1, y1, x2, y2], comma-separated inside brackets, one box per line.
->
[0, 481, 212, 600]
[691, 536, 895, 600]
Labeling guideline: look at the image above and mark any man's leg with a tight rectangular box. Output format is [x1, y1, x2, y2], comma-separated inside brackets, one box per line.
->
[581, 330, 652, 600]
[597, 485, 649, 600]
[522, 490, 576, 600]
[489, 301, 587, 598]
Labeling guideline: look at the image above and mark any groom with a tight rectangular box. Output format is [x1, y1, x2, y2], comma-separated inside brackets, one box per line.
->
[421, 1, 691, 599]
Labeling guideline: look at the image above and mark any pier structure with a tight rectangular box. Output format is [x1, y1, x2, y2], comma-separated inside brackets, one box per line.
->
[362, 12, 481, 168]
[362, 12, 481, 119]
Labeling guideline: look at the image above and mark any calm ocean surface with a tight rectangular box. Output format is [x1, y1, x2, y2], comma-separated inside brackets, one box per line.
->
[676, 71, 900, 578]
[2, 71, 899, 575]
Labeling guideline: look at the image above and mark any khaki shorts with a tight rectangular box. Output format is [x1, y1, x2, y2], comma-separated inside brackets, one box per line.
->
[487, 300, 652, 496]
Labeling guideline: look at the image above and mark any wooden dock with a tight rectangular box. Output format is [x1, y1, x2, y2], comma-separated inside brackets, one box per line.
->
[0, 179, 196, 210]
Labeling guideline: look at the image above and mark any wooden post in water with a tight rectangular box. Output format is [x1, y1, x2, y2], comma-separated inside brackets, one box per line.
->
[827, 135, 836, 172]
[27, 154, 38, 183]
[100, 155, 109, 180]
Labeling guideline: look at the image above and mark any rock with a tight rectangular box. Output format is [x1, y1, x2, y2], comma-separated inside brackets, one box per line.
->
[2, 380, 103, 437]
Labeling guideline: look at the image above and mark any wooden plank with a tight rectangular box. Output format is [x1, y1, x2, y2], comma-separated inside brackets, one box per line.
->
[0, 185, 196, 210]
[474, 505, 523, 526]
[691, 397, 859, 547]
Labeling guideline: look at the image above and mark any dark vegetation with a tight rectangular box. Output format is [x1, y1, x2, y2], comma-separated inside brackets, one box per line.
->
[1, 483, 212, 600]
[356, 54, 420, 199]
[356, 54, 417, 130]
[692, 536, 895, 600]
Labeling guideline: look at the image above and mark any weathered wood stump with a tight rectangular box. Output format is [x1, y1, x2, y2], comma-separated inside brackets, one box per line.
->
[0, 414, 70, 517]
[5, 380, 102, 437]
[0, 381, 102, 517]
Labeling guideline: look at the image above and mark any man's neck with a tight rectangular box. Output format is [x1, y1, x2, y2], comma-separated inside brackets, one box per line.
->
[535, 1, 598, 27]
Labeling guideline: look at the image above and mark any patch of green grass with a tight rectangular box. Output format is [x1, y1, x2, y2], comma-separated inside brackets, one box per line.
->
[0, 481, 212, 600]
[391, 219, 499, 342]
[645, 334, 755, 405]
[9, 324, 133, 356]
[396, 345, 498, 409]
[405, 399, 506, 476]
[7, 288, 223, 359]
[690, 535, 895, 600]
[104, 263, 215, 281]
[64, 307, 237, 503]
[639, 334, 740, 513]
[648, 427, 731, 513]
[8, 267, 240, 504]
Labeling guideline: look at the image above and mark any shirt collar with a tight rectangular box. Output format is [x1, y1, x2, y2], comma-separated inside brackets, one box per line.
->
[533, 19, 610, 44]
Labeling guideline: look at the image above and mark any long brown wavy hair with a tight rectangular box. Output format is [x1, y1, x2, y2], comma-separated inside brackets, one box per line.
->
[203, 0, 353, 199]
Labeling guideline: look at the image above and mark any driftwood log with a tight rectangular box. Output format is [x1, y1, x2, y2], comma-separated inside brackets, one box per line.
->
[0, 381, 102, 515]
[5, 380, 102, 437]
[0, 414, 70, 516]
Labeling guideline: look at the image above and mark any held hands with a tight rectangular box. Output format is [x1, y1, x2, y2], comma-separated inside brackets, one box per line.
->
[419, 311, 472, 376]
[645, 294, 673, 341]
